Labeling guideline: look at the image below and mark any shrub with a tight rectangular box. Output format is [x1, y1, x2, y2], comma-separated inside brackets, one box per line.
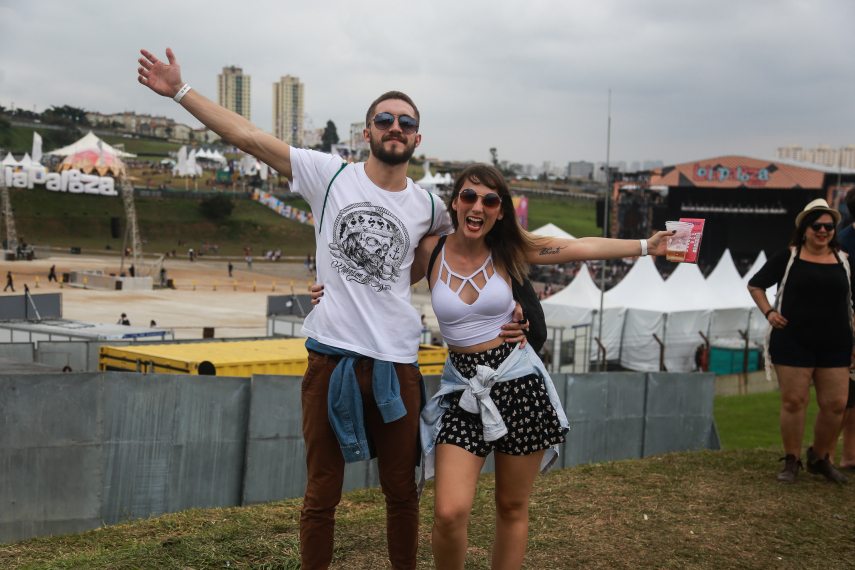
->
[199, 194, 235, 221]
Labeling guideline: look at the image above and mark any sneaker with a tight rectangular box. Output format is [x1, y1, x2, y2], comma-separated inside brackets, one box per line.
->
[806, 446, 849, 483]
[777, 454, 802, 483]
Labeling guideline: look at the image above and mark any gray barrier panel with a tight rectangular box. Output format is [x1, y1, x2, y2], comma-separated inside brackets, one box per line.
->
[167, 376, 250, 513]
[0, 293, 62, 321]
[0, 342, 34, 361]
[0, 373, 104, 544]
[36, 341, 90, 371]
[643, 372, 719, 456]
[242, 374, 307, 505]
[1, 370, 721, 544]
[562, 373, 646, 468]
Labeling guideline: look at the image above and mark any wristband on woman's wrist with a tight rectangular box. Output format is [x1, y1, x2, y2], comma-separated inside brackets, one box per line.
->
[765, 308, 776, 319]
[173, 84, 191, 103]
[639, 239, 648, 257]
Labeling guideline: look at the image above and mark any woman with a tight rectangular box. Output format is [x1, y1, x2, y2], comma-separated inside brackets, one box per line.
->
[411, 164, 671, 570]
[747, 198, 853, 484]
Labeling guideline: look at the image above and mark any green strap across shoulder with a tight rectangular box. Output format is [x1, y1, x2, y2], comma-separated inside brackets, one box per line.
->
[425, 190, 435, 237]
[318, 162, 348, 232]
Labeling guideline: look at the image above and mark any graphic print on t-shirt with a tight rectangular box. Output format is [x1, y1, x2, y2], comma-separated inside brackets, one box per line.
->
[329, 202, 410, 292]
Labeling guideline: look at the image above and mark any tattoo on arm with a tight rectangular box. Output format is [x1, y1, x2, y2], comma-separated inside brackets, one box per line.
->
[539, 246, 568, 256]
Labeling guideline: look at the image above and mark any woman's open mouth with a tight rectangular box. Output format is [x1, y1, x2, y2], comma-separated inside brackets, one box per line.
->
[466, 216, 484, 232]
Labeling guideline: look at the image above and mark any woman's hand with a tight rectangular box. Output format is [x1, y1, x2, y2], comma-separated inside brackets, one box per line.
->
[138, 48, 184, 98]
[767, 310, 787, 329]
[500, 301, 529, 348]
[310, 283, 323, 305]
[646, 230, 678, 257]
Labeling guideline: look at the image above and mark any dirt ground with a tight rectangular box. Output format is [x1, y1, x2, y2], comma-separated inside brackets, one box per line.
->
[0, 252, 435, 340]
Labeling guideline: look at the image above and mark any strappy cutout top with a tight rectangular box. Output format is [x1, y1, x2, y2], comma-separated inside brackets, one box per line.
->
[431, 245, 515, 347]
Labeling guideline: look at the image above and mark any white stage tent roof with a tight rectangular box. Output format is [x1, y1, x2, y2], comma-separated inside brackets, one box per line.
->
[540, 251, 774, 373]
[541, 265, 625, 360]
[531, 223, 575, 240]
[46, 131, 137, 158]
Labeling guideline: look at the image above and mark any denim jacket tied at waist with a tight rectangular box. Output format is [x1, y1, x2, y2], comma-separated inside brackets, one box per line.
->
[418, 343, 569, 494]
[305, 338, 420, 463]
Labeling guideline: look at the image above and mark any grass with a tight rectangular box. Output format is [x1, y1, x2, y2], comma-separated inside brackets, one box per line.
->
[3, 449, 853, 569]
[715, 389, 823, 450]
[527, 198, 600, 237]
[7, 187, 316, 257]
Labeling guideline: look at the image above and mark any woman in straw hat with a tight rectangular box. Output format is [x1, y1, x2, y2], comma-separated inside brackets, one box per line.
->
[748, 198, 854, 483]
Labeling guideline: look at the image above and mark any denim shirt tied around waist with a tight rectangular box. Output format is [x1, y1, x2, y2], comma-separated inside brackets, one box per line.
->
[418, 343, 569, 494]
[305, 338, 420, 463]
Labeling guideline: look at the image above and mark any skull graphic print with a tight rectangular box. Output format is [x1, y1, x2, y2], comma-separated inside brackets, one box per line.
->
[329, 203, 410, 292]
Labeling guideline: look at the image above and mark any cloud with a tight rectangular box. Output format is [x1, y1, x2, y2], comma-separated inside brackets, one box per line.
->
[2, 0, 852, 166]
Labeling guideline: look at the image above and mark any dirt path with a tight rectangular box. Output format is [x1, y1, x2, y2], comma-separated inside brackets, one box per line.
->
[0, 252, 437, 339]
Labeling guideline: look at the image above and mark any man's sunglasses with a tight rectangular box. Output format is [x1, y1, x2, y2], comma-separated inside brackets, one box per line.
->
[459, 188, 502, 210]
[370, 112, 419, 135]
[810, 222, 835, 232]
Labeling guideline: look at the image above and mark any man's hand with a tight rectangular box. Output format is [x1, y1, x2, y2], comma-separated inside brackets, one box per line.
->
[310, 283, 324, 305]
[138, 48, 184, 98]
[501, 301, 529, 348]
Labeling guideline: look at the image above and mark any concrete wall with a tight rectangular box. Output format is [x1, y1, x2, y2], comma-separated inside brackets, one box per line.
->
[1, 370, 719, 545]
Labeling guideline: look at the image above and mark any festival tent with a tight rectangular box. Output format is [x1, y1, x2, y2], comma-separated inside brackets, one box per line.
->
[705, 249, 759, 342]
[541, 264, 626, 360]
[1, 153, 19, 167]
[661, 262, 718, 371]
[46, 131, 137, 158]
[532, 223, 575, 240]
[604, 255, 672, 371]
[211, 150, 227, 163]
[58, 149, 126, 176]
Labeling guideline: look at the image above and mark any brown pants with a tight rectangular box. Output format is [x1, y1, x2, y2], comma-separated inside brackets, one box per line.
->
[300, 351, 422, 570]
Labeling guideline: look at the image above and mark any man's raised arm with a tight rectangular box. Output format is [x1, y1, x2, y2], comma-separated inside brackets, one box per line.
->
[138, 47, 292, 179]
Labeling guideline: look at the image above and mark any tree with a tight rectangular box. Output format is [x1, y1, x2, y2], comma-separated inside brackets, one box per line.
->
[489, 148, 499, 168]
[321, 120, 339, 152]
[199, 194, 235, 221]
[43, 105, 90, 128]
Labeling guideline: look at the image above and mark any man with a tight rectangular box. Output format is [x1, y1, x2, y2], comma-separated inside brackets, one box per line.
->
[138, 48, 524, 570]
[117, 313, 130, 326]
[48, 265, 58, 282]
[228, 261, 233, 277]
[4, 271, 13, 292]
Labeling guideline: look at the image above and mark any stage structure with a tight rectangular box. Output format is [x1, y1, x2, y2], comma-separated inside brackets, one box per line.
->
[613, 156, 855, 267]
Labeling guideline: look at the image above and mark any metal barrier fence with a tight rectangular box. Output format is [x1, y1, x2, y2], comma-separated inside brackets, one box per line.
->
[0, 370, 718, 544]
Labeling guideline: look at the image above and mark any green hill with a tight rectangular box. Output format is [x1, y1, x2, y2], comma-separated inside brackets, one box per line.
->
[5, 188, 316, 257]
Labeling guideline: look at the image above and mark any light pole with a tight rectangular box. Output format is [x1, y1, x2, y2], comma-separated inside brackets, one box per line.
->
[598, 89, 611, 371]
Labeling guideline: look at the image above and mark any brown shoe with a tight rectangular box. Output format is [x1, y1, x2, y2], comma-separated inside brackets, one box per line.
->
[806, 446, 849, 484]
[777, 454, 802, 483]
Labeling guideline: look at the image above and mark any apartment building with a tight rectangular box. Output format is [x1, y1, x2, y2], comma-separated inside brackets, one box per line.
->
[218, 66, 251, 121]
[273, 76, 304, 146]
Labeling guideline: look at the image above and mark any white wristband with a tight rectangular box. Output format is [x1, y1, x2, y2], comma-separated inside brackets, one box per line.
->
[173, 84, 191, 103]
[639, 239, 648, 257]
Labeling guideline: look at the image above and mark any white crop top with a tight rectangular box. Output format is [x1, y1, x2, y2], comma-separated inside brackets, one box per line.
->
[431, 246, 515, 347]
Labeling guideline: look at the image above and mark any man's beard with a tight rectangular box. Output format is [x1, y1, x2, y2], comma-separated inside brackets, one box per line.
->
[370, 133, 416, 166]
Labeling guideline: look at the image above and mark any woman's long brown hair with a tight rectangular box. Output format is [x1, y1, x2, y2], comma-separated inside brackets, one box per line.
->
[446, 164, 547, 282]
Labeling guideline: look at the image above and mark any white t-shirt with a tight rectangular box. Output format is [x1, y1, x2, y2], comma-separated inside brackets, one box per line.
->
[290, 148, 454, 362]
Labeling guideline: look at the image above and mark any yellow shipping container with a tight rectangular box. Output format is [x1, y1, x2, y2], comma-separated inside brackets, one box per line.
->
[99, 338, 448, 377]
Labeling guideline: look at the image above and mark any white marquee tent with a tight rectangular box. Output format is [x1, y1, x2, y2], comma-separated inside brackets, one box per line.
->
[541, 248, 776, 373]
[541, 264, 625, 360]
[532, 223, 575, 240]
[46, 131, 137, 158]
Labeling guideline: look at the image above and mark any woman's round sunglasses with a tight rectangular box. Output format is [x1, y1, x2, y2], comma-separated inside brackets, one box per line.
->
[810, 222, 835, 232]
[370, 112, 419, 135]
[458, 188, 502, 210]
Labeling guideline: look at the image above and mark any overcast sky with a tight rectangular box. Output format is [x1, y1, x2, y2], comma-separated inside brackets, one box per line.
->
[1, 0, 852, 167]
